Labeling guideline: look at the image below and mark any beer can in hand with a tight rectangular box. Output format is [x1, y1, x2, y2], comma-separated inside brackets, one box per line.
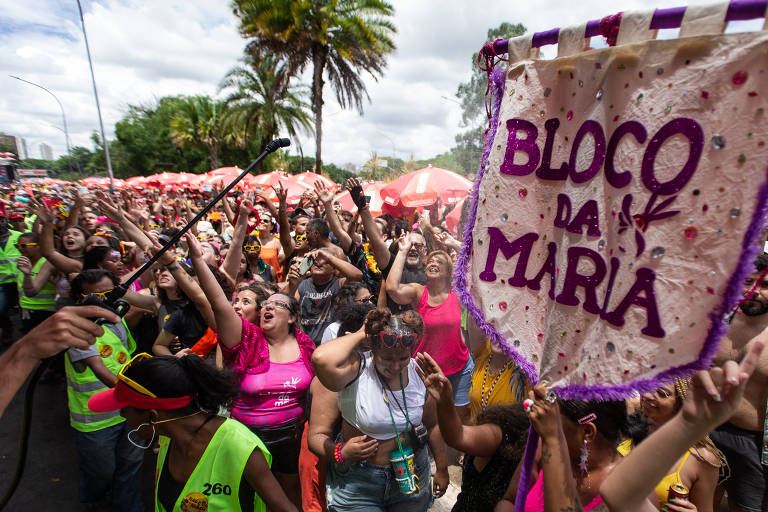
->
[668, 482, 689, 501]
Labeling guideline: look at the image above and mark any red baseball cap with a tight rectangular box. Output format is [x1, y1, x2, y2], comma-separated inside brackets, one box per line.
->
[88, 380, 192, 413]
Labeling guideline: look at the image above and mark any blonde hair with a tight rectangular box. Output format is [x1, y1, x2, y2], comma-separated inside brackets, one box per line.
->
[426, 250, 453, 282]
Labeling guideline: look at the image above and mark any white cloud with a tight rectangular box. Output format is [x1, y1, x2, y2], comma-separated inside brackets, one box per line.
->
[1, 0, 758, 169]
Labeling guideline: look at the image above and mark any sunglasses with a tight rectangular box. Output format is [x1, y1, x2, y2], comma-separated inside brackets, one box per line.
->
[80, 288, 115, 300]
[356, 295, 376, 304]
[93, 232, 114, 238]
[378, 331, 418, 348]
[260, 299, 291, 311]
[411, 242, 426, 249]
[16, 242, 39, 248]
[294, 234, 307, 242]
[243, 244, 261, 251]
[118, 353, 156, 397]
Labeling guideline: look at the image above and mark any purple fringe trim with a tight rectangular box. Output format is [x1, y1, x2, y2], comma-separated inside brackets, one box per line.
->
[452, 64, 768, 400]
[453, 64, 541, 386]
[514, 426, 540, 512]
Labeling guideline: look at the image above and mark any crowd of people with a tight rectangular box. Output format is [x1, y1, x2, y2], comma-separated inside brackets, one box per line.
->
[0, 175, 765, 512]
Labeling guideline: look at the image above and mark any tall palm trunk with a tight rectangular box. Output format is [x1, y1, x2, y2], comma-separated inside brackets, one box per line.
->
[311, 44, 328, 174]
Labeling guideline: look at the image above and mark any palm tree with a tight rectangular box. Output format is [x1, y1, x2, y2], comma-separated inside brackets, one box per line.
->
[169, 96, 234, 169]
[231, 0, 396, 173]
[219, 53, 312, 169]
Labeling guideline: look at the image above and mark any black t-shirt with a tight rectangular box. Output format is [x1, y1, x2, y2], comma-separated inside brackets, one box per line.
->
[163, 302, 208, 349]
[380, 256, 426, 314]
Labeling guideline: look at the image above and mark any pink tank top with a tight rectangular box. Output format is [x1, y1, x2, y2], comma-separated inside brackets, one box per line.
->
[524, 470, 604, 512]
[231, 356, 312, 428]
[415, 287, 469, 376]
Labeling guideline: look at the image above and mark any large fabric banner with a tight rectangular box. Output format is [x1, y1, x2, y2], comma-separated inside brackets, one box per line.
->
[456, 13, 768, 399]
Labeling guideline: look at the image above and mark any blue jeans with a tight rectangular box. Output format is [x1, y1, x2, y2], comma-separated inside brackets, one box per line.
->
[327, 445, 432, 512]
[74, 421, 144, 512]
[0, 282, 18, 335]
[446, 357, 475, 407]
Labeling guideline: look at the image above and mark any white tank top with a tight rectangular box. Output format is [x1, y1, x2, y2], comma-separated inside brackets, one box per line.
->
[338, 352, 426, 441]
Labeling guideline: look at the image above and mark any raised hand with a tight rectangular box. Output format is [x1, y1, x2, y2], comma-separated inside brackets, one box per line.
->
[681, 337, 764, 430]
[17, 255, 32, 275]
[526, 385, 563, 441]
[415, 352, 453, 405]
[314, 181, 334, 204]
[94, 189, 125, 222]
[271, 182, 287, 208]
[184, 232, 204, 261]
[396, 232, 411, 254]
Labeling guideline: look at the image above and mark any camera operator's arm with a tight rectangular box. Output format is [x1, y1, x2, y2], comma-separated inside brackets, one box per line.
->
[0, 306, 119, 418]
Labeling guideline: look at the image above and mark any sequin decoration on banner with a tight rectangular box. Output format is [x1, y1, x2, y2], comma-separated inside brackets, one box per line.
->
[595, 88, 604, 100]
[711, 135, 726, 149]
[732, 71, 748, 85]
[651, 246, 666, 258]
[684, 226, 698, 239]
[518, 188, 528, 198]
[730, 208, 741, 218]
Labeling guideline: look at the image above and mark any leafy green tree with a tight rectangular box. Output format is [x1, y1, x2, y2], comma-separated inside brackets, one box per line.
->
[232, 0, 397, 172]
[220, 54, 312, 171]
[453, 22, 526, 174]
[170, 96, 236, 169]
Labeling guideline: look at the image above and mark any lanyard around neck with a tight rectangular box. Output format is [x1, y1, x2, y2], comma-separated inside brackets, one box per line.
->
[379, 371, 410, 449]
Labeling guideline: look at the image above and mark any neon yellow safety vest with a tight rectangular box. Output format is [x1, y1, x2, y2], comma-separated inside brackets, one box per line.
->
[0, 231, 22, 284]
[155, 418, 271, 512]
[64, 319, 136, 432]
[17, 257, 56, 311]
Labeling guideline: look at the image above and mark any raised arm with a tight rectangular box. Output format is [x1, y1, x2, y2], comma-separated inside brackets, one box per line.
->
[384, 233, 422, 306]
[273, 182, 295, 257]
[94, 190, 153, 251]
[184, 232, 241, 348]
[221, 200, 250, 284]
[527, 385, 584, 512]
[17, 257, 55, 297]
[311, 326, 365, 391]
[315, 182, 352, 253]
[313, 249, 362, 283]
[152, 243, 216, 329]
[416, 352, 503, 456]
[348, 178, 390, 269]
[33, 200, 83, 274]
[600, 339, 765, 512]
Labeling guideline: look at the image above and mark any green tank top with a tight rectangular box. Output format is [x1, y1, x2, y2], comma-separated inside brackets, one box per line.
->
[154, 418, 271, 512]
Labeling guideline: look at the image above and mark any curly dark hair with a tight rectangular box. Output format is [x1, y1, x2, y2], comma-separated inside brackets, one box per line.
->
[338, 301, 376, 335]
[364, 308, 424, 352]
[123, 354, 239, 413]
[334, 282, 369, 315]
[476, 403, 530, 462]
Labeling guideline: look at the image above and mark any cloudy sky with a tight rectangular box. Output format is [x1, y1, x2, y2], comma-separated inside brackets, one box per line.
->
[1, 0, 761, 171]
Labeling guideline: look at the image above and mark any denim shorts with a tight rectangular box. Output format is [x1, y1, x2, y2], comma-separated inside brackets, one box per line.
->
[327, 445, 432, 512]
[446, 357, 474, 407]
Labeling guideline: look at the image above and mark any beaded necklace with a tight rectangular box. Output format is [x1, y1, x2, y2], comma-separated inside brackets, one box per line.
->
[480, 352, 512, 411]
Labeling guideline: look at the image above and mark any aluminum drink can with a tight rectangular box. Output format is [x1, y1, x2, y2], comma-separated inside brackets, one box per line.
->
[668, 483, 690, 501]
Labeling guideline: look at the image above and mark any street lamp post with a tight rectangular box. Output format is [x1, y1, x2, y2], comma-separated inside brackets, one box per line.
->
[76, 0, 114, 191]
[9, 75, 74, 174]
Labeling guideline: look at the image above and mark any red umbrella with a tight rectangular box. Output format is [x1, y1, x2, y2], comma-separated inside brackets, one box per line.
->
[125, 176, 149, 188]
[278, 172, 337, 205]
[203, 167, 256, 190]
[334, 181, 384, 216]
[81, 177, 127, 189]
[380, 165, 472, 217]
[445, 197, 466, 236]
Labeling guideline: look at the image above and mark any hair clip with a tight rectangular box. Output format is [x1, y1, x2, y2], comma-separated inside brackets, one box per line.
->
[578, 413, 597, 424]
